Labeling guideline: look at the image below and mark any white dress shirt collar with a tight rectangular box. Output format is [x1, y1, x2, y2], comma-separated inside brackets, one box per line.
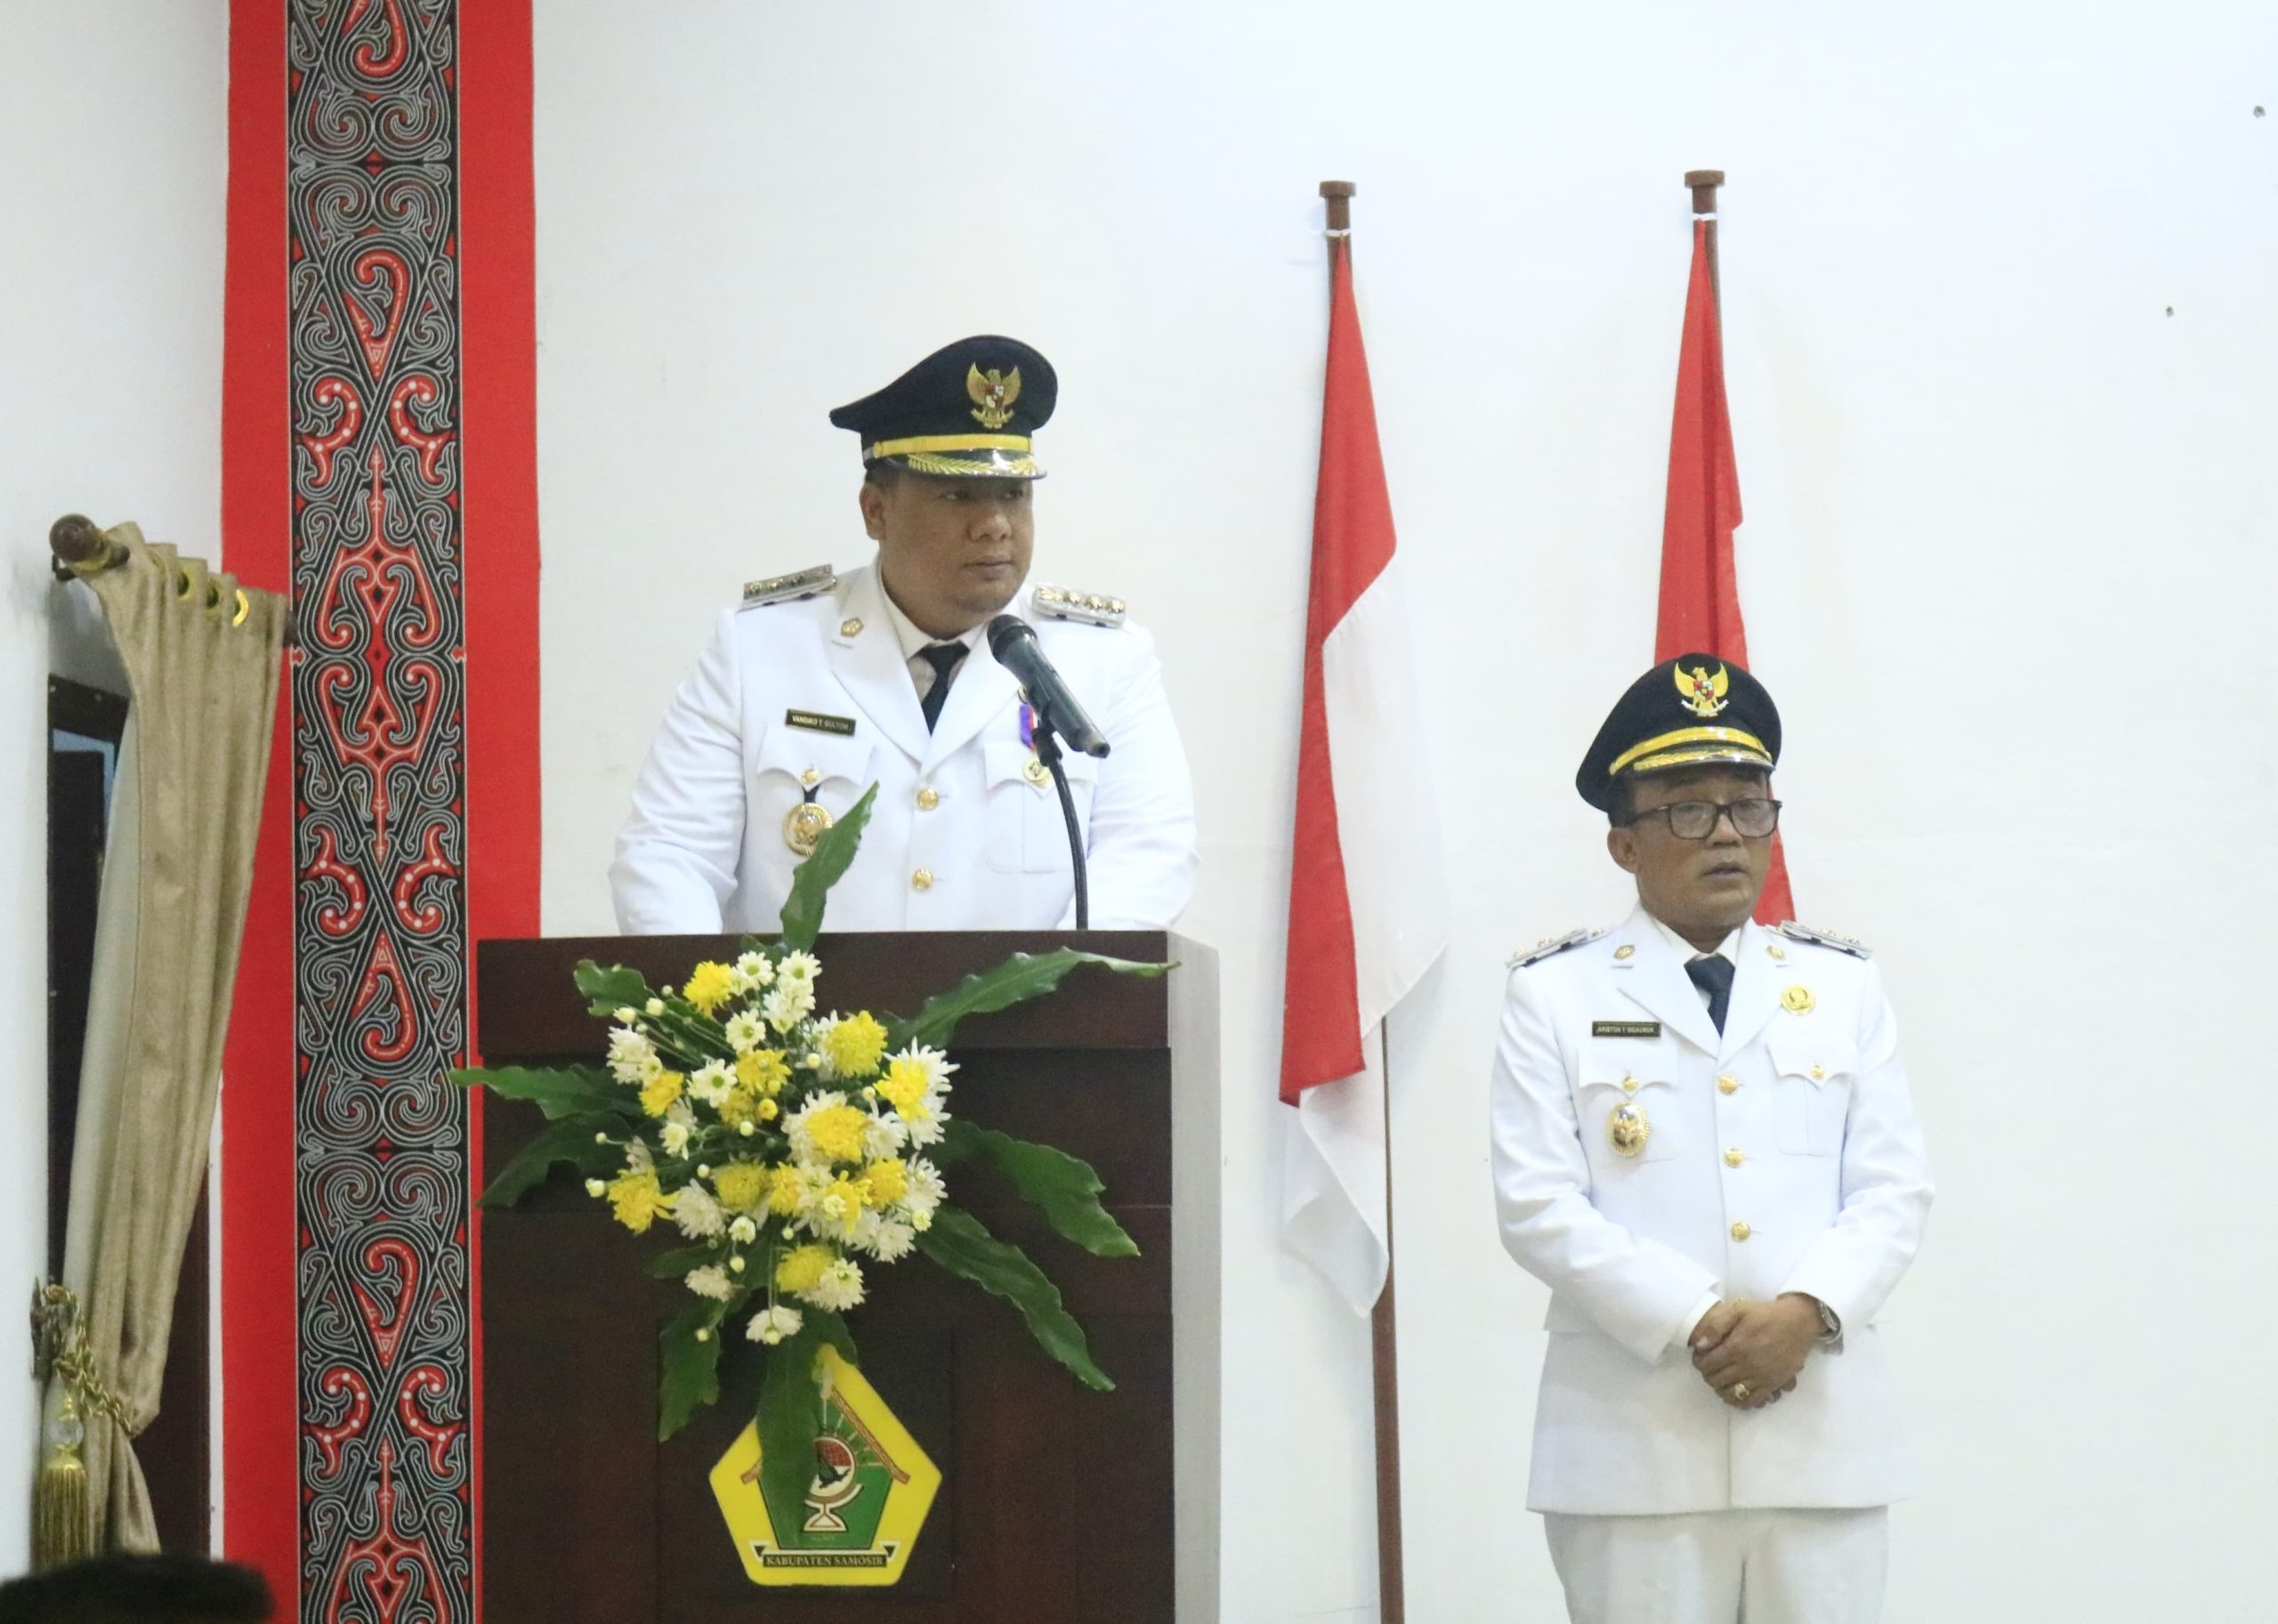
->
[1645, 910, 1741, 966]
[877, 569, 987, 691]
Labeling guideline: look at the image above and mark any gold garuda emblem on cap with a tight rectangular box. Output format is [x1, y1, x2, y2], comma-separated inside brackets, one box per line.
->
[1674, 662, 1731, 718]
[967, 365, 1022, 430]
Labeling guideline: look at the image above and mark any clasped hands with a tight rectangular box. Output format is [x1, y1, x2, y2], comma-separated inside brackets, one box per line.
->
[1688, 1293, 1823, 1410]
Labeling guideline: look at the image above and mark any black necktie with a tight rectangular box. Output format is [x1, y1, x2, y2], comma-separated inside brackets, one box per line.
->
[917, 642, 966, 731]
[1686, 954, 1734, 1035]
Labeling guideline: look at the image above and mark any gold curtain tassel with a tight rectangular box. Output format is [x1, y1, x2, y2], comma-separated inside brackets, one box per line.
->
[31, 1394, 91, 1571]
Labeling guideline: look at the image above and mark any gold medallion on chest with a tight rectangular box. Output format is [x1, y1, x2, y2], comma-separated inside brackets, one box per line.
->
[783, 799, 835, 858]
[1607, 1101, 1652, 1158]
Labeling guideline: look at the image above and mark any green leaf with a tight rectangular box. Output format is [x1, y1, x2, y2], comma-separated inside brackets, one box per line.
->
[916, 1206, 1113, 1391]
[657, 1302, 727, 1440]
[453, 1063, 633, 1122]
[776, 783, 879, 951]
[576, 961, 657, 1017]
[476, 1118, 621, 1208]
[755, 1309, 860, 1524]
[889, 948, 1170, 1052]
[644, 1242, 723, 1280]
[938, 1119, 1137, 1258]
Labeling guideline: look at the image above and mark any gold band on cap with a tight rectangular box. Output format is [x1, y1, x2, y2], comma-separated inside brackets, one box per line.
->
[1610, 725, 1771, 777]
[864, 432, 1032, 459]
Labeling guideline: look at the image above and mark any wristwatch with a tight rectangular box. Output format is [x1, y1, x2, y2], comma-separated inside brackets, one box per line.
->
[1812, 1297, 1843, 1344]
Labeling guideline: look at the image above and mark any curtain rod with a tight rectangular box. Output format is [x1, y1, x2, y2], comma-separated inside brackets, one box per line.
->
[50, 514, 295, 643]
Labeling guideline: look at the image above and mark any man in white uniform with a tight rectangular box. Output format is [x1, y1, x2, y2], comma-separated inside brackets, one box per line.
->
[610, 336, 1197, 934]
[1488, 655, 1933, 1623]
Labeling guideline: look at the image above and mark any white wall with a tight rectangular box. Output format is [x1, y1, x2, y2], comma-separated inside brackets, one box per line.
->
[536, 4, 2278, 1618]
[0, 0, 229, 1573]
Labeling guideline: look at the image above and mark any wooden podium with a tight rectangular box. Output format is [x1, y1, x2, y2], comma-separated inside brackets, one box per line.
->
[473, 931, 1220, 1623]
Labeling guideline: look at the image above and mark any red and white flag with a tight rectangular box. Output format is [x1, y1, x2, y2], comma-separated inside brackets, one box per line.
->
[1659, 214, 1795, 924]
[1278, 234, 1448, 1314]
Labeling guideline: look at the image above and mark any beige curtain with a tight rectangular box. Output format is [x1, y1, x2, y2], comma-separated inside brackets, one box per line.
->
[39, 523, 286, 1554]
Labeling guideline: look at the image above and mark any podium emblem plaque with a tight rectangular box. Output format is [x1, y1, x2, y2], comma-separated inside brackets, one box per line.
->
[707, 1348, 941, 1587]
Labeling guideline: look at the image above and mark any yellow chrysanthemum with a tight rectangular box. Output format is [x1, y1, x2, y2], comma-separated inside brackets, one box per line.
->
[821, 1172, 872, 1222]
[805, 1103, 869, 1165]
[863, 1158, 908, 1208]
[758, 1097, 780, 1121]
[713, 1161, 771, 1213]
[766, 1165, 805, 1216]
[737, 1049, 791, 1096]
[638, 1071, 684, 1119]
[683, 961, 736, 1015]
[605, 1172, 673, 1234]
[715, 1087, 761, 1128]
[876, 1058, 929, 1114]
[775, 1243, 835, 1295]
[822, 1013, 890, 1078]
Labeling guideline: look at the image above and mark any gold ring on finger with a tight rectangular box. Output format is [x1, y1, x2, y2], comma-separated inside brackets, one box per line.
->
[1730, 1382, 1751, 1402]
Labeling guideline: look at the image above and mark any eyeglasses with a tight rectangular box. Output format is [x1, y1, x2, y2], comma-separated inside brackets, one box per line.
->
[1624, 796, 1782, 840]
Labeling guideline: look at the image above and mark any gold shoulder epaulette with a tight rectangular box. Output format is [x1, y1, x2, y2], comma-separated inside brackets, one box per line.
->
[1509, 927, 1605, 969]
[1776, 921, 1872, 959]
[1032, 583, 1127, 628]
[740, 564, 836, 610]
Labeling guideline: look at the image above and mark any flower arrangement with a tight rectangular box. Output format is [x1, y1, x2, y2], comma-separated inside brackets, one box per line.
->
[455, 788, 1167, 1522]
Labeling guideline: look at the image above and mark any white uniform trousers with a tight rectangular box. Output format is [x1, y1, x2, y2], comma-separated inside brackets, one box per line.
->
[1543, 1507, 1888, 1624]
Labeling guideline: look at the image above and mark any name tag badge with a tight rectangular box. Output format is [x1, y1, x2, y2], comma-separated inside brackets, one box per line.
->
[1591, 1021, 1661, 1039]
[785, 709, 857, 737]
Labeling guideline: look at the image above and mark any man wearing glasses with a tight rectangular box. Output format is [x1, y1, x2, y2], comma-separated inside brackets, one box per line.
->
[1488, 655, 1934, 1624]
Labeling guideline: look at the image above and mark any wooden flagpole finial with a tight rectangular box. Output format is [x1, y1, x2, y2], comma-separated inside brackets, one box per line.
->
[1685, 169, 1725, 216]
[1321, 180, 1356, 233]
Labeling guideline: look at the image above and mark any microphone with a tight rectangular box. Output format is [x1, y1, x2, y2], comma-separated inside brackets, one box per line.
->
[987, 615, 1110, 757]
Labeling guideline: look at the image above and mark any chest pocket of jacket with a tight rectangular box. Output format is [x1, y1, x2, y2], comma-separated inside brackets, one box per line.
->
[1577, 1038, 1681, 1164]
[982, 740, 1099, 874]
[1766, 1029, 1855, 1157]
[752, 724, 875, 842]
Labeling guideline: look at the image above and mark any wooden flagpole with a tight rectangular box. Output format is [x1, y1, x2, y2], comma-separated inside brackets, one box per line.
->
[1319, 176, 1406, 1624]
[1687, 168, 1725, 304]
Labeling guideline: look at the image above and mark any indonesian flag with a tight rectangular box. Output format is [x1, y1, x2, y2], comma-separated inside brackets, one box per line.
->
[1658, 216, 1796, 924]
[1278, 235, 1449, 1314]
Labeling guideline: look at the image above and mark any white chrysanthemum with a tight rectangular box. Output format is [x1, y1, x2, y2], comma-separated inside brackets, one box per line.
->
[778, 949, 820, 988]
[903, 1101, 949, 1150]
[870, 1218, 917, 1264]
[746, 1304, 802, 1345]
[644, 997, 666, 1016]
[684, 1265, 733, 1302]
[889, 1044, 958, 1091]
[623, 1138, 656, 1174]
[687, 1061, 732, 1108]
[723, 1012, 764, 1054]
[806, 1014, 844, 1079]
[728, 1216, 758, 1246]
[800, 1256, 865, 1312]
[782, 1091, 849, 1166]
[762, 980, 816, 1033]
[846, 1208, 885, 1253]
[735, 950, 776, 990]
[660, 1118, 693, 1158]
[673, 1181, 724, 1239]
[902, 1159, 946, 1218]
[606, 1027, 657, 1085]
[861, 1111, 908, 1160]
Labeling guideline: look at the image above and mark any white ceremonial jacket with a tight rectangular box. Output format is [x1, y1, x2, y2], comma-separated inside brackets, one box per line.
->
[1487, 906, 1934, 1515]
[610, 563, 1198, 934]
